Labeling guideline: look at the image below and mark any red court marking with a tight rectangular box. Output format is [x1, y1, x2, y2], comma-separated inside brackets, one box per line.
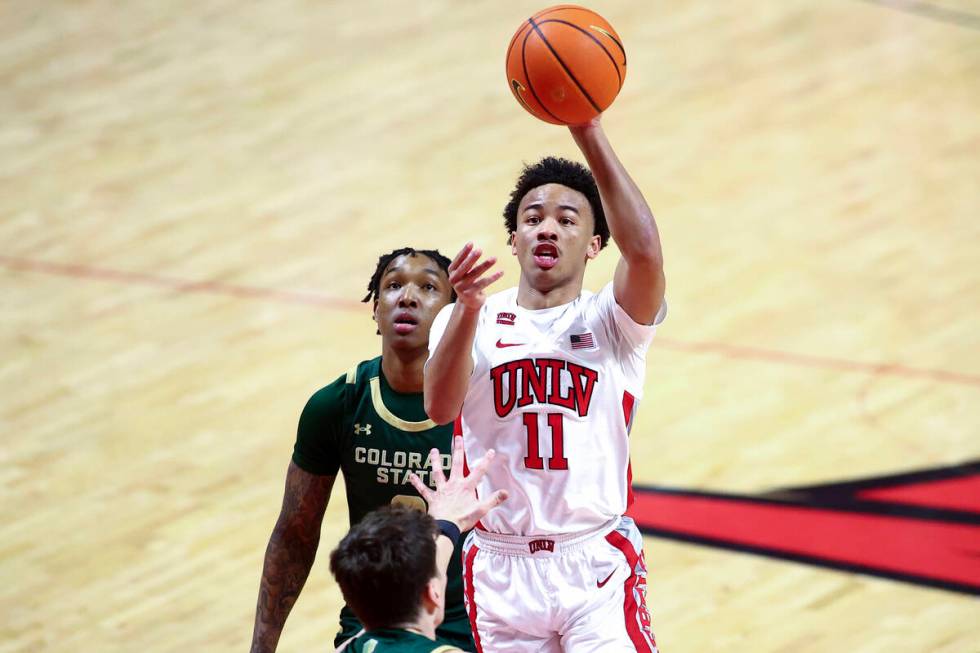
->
[0, 255, 361, 310]
[858, 476, 980, 513]
[656, 337, 980, 388]
[3, 254, 978, 388]
[630, 491, 980, 589]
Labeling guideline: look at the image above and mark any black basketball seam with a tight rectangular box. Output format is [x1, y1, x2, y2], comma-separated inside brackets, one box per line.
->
[537, 18, 622, 89]
[529, 17, 602, 116]
[506, 21, 531, 64]
[521, 21, 563, 124]
[535, 7, 628, 65]
[528, 19, 602, 113]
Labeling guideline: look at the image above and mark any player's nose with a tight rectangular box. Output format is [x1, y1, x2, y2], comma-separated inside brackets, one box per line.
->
[397, 286, 419, 307]
[536, 219, 558, 240]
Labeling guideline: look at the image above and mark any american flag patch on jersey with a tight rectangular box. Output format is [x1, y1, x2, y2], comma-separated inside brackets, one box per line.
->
[570, 332, 595, 349]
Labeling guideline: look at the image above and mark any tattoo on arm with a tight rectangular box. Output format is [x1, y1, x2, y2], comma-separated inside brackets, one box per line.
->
[249, 462, 334, 653]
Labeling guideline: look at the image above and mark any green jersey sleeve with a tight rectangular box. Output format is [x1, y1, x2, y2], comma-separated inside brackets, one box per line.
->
[292, 374, 347, 475]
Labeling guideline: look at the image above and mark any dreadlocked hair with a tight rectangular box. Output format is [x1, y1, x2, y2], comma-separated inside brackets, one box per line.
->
[502, 156, 609, 249]
[362, 247, 456, 305]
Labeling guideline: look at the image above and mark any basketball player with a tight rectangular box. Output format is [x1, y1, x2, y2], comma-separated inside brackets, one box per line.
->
[425, 116, 666, 652]
[330, 438, 508, 653]
[249, 247, 478, 653]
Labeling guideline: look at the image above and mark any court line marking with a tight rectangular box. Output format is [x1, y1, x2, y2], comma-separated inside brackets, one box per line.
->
[0, 255, 362, 310]
[3, 254, 978, 388]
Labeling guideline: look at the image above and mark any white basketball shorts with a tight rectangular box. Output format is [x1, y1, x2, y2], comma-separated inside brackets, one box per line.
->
[460, 516, 658, 653]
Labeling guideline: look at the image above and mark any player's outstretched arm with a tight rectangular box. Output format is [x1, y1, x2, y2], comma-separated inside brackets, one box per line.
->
[569, 117, 665, 325]
[249, 462, 335, 653]
[424, 242, 502, 424]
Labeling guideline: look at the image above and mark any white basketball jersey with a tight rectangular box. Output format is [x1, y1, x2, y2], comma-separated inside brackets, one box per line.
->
[427, 282, 665, 536]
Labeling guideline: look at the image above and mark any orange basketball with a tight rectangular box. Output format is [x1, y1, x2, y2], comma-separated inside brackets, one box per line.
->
[505, 5, 627, 126]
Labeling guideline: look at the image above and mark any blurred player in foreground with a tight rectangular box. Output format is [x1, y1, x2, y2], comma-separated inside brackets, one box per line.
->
[250, 247, 477, 652]
[331, 437, 508, 652]
[425, 116, 666, 651]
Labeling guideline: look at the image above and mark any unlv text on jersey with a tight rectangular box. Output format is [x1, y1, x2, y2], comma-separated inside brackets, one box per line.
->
[491, 358, 600, 418]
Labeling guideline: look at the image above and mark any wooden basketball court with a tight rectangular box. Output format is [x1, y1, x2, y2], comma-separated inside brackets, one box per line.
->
[2, 1, 978, 651]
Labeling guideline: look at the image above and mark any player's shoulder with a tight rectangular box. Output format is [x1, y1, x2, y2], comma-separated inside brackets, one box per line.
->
[303, 357, 379, 412]
[343, 356, 382, 385]
[480, 286, 519, 315]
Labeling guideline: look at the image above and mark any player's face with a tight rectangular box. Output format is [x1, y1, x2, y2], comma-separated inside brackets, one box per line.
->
[374, 254, 452, 350]
[510, 183, 601, 290]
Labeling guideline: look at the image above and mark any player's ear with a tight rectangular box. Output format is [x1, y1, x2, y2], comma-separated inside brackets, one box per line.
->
[423, 576, 441, 609]
[586, 234, 601, 260]
[510, 231, 518, 256]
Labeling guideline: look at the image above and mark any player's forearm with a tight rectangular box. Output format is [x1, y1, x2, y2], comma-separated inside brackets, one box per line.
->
[436, 534, 455, 575]
[249, 524, 320, 653]
[424, 303, 479, 424]
[570, 122, 663, 269]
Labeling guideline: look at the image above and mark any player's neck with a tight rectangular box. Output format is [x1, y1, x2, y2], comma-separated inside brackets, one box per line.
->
[379, 345, 426, 393]
[394, 614, 436, 640]
[516, 274, 583, 309]
[399, 622, 437, 640]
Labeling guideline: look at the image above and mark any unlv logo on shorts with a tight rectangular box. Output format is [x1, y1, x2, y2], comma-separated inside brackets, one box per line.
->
[528, 539, 555, 554]
[496, 312, 516, 326]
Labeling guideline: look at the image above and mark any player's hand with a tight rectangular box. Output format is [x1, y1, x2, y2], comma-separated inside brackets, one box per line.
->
[448, 242, 503, 311]
[408, 435, 508, 532]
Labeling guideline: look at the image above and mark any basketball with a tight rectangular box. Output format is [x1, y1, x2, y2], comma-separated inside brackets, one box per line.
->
[505, 5, 627, 125]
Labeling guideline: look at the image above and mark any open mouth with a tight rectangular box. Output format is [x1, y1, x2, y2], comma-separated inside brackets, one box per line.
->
[532, 243, 559, 270]
[393, 312, 419, 335]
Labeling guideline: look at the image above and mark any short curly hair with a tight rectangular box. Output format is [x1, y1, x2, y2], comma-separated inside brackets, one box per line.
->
[362, 247, 455, 305]
[502, 156, 609, 249]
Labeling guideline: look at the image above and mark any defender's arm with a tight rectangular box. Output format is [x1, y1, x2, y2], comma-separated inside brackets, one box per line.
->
[249, 462, 334, 653]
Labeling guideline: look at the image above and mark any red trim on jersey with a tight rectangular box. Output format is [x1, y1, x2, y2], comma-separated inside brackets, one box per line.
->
[623, 391, 637, 509]
[463, 544, 484, 653]
[606, 530, 657, 653]
[622, 391, 636, 431]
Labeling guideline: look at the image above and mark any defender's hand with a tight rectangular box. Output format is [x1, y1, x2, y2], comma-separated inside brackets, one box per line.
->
[408, 436, 508, 532]
[448, 242, 503, 311]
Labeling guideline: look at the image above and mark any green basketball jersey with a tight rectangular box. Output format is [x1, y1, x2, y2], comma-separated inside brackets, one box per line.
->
[292, 356, 473, 651]
[347, 628, 460, 653]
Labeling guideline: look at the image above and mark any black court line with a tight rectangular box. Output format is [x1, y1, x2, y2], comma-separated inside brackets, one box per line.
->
[639, 526, 980, 596]
[857, 0, 980, 30]
[631, 460, 980, 596]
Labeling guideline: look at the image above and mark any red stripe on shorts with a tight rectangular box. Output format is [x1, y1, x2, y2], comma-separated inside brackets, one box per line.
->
[605, 530, 656, 653]
[463, 544, 484, 653]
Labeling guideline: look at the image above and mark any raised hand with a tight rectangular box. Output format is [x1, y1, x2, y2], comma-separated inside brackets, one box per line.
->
[408, 435, 508, 532]
[448, 242, 504, 310]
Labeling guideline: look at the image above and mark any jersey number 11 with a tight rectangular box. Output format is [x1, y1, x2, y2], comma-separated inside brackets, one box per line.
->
[522, 412, 568, 470]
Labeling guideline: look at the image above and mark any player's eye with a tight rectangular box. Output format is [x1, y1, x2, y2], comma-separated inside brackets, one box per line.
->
[560, 217, 575, 226]
[387, 281, 401, 289]
[423, 283, 437, 291]
[526, 215, 541, 224]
